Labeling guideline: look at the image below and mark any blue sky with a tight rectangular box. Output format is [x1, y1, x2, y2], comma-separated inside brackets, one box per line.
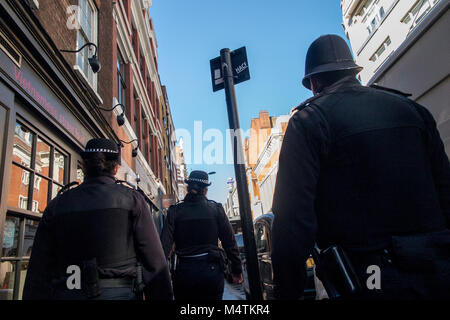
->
[150, 1, 347, 204]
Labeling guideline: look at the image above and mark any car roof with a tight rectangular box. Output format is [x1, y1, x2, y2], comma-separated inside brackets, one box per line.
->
[254, 212, 274, 226]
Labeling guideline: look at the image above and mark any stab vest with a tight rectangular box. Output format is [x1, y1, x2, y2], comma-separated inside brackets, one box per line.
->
[52, 182, 137, 276]
[306, 85, 447, 250]
[173, 199, 220, 253]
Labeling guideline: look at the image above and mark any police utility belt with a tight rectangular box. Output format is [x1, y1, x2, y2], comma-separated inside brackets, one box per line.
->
[174, 250, 225, 271]
[53, 258, 145, 299]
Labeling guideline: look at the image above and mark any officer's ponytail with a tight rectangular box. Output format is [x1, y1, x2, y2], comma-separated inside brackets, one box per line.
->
[187, 182, 205, 195]
[82, 152, 120, 177]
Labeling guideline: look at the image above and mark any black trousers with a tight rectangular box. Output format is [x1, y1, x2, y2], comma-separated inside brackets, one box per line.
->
[173, 255, 224, 300]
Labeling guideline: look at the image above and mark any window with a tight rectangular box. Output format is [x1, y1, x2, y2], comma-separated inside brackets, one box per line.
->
[133, 90, 139, 141]
[8, 122, 68, 214]
[76, 0, 98, 87]
[76, 163, 85, 185]
[3, 121, 69, 300]
[148, 130, 153, 168]
[379, 6, 385, 19]
[117, 47, 127, 112]
[369, 37, 391, 63]
[21, 171, 29, 185]
[401, 0, 439, 27]
[18, 196, 28, 210]
[255, 223, 269, 253]
[140, 51, 145, 76]
[142, 117, 146, 154]
[132, 26, 137, 57]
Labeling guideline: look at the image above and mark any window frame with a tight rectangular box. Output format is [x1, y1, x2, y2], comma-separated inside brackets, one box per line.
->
[9, 121, 69, 216]
[117, 47, 127, 112]
[2, 119, 71, 300]
[76, 0, 98, 90]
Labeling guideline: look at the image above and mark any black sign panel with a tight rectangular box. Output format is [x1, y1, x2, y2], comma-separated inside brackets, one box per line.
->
[210, 46, 250, 92]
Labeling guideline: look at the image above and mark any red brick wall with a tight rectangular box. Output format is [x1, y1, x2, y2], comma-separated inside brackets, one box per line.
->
[35, 0, 78, 67]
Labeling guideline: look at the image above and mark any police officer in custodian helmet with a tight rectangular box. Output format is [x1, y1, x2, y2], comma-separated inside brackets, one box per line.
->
[23, 138, 172, 300]
[160, 170, 243, 300]
[271, 34, 450, 300]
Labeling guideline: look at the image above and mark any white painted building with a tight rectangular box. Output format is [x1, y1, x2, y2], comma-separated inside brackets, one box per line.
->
[342, 0, 450, 157]
[175, 138, 187, 201]
[341, 0, 443, 84]
[252, 115, 290, 217]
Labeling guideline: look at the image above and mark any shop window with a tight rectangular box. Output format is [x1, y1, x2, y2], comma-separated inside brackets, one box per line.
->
[76, 0, 98, 89]
[8, 121, 68, 213]
[76, 165, 84, 184]
[76, 163, 85, 185]
[53, 150, 66, 185]
[2, 120, 71, 300]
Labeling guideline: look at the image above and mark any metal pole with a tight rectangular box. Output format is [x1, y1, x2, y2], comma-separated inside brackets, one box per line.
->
[220, 48, 263, 300]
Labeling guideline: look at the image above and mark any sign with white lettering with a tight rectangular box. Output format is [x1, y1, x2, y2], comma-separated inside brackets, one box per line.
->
[210, 46, 250, 92]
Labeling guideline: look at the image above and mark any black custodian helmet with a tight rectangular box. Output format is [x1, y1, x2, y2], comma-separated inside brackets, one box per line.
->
[302, 34, 362, 89]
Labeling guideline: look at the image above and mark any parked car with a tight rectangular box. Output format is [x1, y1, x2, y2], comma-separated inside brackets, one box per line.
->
[241, 213, 316, 300]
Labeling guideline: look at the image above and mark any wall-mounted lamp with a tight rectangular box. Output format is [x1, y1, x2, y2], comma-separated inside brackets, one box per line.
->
[120, 139, 139, 158]
[61, 42, 101, 73]
[98, 104, 125, 126]
[136, 174, 141, 184]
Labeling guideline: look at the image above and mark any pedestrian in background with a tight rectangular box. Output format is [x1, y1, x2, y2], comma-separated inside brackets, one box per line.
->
[271, 34, 450, 300]
[23, 138, 172, 300]
[161, 170, 243, 300]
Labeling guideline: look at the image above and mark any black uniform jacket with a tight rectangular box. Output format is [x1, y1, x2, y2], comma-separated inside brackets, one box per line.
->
[160, 193, 242, 275]
[271, 76, 450, 299]
[23, 175, 172, 299]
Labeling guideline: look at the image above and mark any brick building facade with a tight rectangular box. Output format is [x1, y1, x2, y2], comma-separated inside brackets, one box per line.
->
[0, 0, 177, 299]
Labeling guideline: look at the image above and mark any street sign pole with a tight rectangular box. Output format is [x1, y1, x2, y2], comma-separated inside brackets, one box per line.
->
[219, 48, 263, 300]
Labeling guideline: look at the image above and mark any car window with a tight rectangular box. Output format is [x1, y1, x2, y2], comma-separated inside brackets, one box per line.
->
[255, 223, 269, 253]
[234, 234, 244, 248]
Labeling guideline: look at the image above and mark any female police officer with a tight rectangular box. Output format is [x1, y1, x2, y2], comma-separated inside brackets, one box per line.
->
[160, 170, 243, 300]
[23, 138, 172, 300]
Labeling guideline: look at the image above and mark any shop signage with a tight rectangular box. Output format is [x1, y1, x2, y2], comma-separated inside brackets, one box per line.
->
[0, 49, 92, 146]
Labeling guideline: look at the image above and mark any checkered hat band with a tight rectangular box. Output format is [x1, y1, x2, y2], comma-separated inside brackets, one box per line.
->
[188, 178, 209, 184]
[84, 148, 119, 154]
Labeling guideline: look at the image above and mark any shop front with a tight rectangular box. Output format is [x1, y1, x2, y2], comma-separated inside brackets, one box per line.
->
[0, 2, 106, 300]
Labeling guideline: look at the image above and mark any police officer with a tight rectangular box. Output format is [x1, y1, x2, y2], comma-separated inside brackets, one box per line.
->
[23, 138, 172, 300]
[160, 170, 243, 300]
[271, 34, 450, 300]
